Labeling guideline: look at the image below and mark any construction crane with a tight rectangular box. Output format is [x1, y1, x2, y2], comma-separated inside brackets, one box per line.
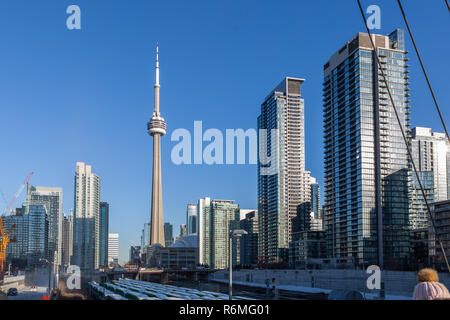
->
[0, 172, 34, 279]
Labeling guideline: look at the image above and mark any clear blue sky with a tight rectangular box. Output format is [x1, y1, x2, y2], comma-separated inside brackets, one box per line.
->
[0, 0, 448, 264]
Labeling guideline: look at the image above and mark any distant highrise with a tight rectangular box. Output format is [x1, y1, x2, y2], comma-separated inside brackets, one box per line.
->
[61, 215, 73, 266]
[129, 246, 141, 264]
[164, 222, 173, 246]
[258, 77, 312, 263]
[180, 224, 187, 237]
[310, 177, 321, 219]
[108, 233, 119, 265]
[26, 185, 63, 265]
[98, 202, 109, 268]
[73, 162, 100, 271]
[141, 222, 150, 252]
[198, 197, 211, 265]
[323, 29, 411, 269]
[411, 127, 450, 201]
[239, 210, 258, 266]
[186, 204, 198, 235]
[4, 209, 28, 266]
[198, 198, 240, 269]
[26, 204, 49, 266]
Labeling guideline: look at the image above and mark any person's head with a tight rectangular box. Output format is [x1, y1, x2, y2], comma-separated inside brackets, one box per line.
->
[417, 268, 439, 283]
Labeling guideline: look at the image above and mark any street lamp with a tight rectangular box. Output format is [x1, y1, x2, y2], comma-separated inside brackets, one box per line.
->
[229, 229, 248, 300]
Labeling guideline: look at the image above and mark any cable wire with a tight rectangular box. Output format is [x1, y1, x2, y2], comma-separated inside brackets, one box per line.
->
[397, 0, 450, 143]
[357, 0, 450, 273]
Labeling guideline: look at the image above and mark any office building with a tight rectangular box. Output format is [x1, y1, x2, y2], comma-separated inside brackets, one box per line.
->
[26, 185, 63, 265]
[186, 204, 198, 235]
[98, 202, 109, 268]
[164, 222, 173, 247]
[73, 162, 100, 271]
[258, 77, 312, 263]
[108, 233, 119, 266]
[323, 29, 411, 269]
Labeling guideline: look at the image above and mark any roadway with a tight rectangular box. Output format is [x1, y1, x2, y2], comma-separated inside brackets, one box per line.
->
[7, 285, 48, 300]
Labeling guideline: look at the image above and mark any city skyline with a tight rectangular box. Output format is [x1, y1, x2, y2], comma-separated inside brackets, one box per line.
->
[1, 1, 449, 264]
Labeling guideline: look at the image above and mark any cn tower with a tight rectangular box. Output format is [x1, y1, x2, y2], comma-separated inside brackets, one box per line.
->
[147, 43, 166, 246]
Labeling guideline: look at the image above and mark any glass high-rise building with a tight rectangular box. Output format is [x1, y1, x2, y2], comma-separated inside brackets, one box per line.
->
[310, 177, 321, 219]
[4, 209, 28, 266]
[198, 198, 240, 269]
[239, 210, 258, 266]
[26, 204, 49, 266]
[73, 162, 100, 271]
[98, 202, 109, 268]
[26, 185, 63, 265]
[164, 222, 173, 246]
[186, 204, 198, 235]
[323, 30, 411, 269]
[257, 77, 312, 263]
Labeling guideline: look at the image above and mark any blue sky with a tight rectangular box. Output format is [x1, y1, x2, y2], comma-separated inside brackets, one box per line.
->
[0, 0, 448, 264]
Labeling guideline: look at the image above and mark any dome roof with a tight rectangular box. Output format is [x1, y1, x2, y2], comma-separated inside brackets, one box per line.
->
[170, 235, 198, 248]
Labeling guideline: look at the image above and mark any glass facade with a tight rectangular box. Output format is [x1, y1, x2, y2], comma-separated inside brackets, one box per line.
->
[26, 204, 48, 266]
[323, 30, 411, 269]
[186, 204, 198, 235]
[198, 199, 240, 269]
[26, 185, 62, 265]
[98, 202, 109, 268]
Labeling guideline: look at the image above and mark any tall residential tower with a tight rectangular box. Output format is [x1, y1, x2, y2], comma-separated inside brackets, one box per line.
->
[323, 30, 411, 269]
[147, 43, 167, 246]
[257, 77, 312, 263]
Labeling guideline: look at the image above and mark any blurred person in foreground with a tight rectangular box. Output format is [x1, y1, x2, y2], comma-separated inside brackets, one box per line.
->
[413, 268, 450, 300]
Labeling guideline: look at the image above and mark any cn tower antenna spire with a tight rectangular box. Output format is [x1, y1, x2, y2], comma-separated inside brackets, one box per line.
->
[155, 42, 159, 87]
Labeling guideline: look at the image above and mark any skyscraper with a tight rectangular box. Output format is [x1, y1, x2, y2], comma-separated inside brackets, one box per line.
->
[61, 214, 73, 267]
[164, 222, 173, 246]
[310, 177, 321, 219]
[26, 185, 63, 265]
[257, 77, 312, 263]
[147, 43, 167, 247]
[186, 204, 198, 235]
[198, 197, 211, 265]
[26, 204, 49, 266]
[73, 162, 100, 271]
[323, 29, 411, 269]
[4, 209, 28, 267]
[108, 233, 119, 266]
[98, 202, 109, 268]
[198, 199, 240, 269]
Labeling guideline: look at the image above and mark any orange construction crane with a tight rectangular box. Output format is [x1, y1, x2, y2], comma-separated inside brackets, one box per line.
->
[0, 172, 34, 277]
[0, 220, 15, 275]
